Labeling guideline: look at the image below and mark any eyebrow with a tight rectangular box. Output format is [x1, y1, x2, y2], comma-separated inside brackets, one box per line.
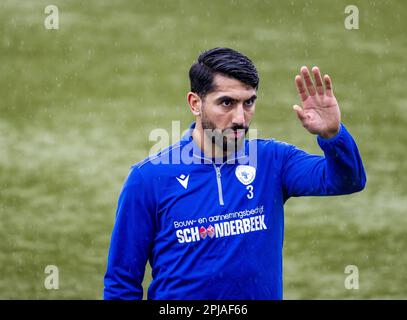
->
[215, 94, 257, 104]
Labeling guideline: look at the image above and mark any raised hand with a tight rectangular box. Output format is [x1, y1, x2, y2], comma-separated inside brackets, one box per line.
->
[293, 66, 341, 139]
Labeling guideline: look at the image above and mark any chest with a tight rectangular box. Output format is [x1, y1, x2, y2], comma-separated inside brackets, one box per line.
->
[157, 163, 280, 221]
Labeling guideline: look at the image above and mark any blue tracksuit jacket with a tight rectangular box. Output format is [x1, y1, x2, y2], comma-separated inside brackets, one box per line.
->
[104, 122, 366, 300]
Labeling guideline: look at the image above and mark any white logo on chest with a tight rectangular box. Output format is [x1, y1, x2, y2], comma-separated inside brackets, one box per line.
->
[235, 165, 256, 185]
[176, 174, 190, 189]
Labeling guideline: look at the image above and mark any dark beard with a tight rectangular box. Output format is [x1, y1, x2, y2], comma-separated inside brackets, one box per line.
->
[201, 112, 248, 154]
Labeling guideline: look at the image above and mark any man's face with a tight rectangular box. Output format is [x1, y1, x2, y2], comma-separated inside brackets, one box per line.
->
[199, 73, 257, 153]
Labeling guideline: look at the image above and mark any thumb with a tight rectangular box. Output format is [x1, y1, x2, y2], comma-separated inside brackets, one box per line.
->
[293, 105, 306, 122]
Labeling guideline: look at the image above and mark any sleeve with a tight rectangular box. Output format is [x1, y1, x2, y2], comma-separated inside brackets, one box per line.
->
[103, 167, 156, 300]
[281, 123, 367, 200]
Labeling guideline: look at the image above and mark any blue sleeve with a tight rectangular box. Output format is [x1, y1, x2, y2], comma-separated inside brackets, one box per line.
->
[281, 123, 366, 200]
[104, 167, 156, 300]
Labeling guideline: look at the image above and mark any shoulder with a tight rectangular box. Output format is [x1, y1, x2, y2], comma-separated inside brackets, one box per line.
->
[124, 142, 185, 187]
[136, 142, 183, 169]
[244, 137, 299, 171]
[248, 137, 294, 157]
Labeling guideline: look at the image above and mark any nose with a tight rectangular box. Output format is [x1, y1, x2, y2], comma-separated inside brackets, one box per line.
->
[232, 104, 246, 127]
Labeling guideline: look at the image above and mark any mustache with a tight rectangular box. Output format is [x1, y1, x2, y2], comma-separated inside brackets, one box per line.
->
[222, 125, 249, 133]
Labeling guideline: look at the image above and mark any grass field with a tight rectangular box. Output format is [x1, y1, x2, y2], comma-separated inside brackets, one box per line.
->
[0, 0, 406, 299]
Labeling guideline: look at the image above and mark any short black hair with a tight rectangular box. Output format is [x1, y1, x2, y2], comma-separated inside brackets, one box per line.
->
[189, 47, 259, 98]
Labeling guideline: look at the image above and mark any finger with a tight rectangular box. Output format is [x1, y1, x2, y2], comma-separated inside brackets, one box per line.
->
[295, 75, 308, 102]
[312, 66, 324, 95]
[324, 74, 334, 97]
[293, 104, 307, 122]
[301, 66, 316, 96]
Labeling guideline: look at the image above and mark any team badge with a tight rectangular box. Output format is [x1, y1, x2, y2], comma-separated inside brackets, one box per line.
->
[235, 165, 256, 185]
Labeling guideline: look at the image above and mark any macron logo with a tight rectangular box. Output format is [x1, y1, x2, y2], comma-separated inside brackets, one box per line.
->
[176, 174, 190, 189]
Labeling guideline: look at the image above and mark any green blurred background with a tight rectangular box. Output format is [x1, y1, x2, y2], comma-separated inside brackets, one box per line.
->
[1, 0, 406, 299]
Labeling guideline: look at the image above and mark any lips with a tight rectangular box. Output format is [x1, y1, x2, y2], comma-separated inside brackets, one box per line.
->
[233, 130, 244, 138]
[225, 130, 244, 139]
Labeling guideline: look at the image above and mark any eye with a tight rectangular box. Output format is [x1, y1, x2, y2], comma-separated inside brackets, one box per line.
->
[245, 99, 255, 106]
[221, 99, 233, 107]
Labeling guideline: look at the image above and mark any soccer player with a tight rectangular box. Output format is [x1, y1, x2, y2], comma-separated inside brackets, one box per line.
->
[103, 48, 366, 300]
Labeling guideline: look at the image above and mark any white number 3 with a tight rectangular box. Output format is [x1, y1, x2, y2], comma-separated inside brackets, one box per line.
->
[246, 185, 254, 199]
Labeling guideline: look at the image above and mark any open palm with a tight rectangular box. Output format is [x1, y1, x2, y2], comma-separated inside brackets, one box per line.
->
[293, 66, 341, 139]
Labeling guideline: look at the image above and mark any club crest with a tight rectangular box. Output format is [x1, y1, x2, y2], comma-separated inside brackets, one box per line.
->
[235, 165, 256, 185]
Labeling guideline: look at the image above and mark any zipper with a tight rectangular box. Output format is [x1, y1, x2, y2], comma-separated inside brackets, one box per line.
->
[213, 164, 224, 206]
[192, 153, 247, 206]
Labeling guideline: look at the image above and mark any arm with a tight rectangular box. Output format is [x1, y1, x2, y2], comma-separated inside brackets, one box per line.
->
[282, 66, 366, 199]
[282, 123, 366, 199]
[104, 167, 156, 300]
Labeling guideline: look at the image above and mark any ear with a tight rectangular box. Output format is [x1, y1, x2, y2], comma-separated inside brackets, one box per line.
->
[187, 92, 202, 116]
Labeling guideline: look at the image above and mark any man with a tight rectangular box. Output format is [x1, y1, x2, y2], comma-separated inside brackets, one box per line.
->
[104, 48, 366, 300]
